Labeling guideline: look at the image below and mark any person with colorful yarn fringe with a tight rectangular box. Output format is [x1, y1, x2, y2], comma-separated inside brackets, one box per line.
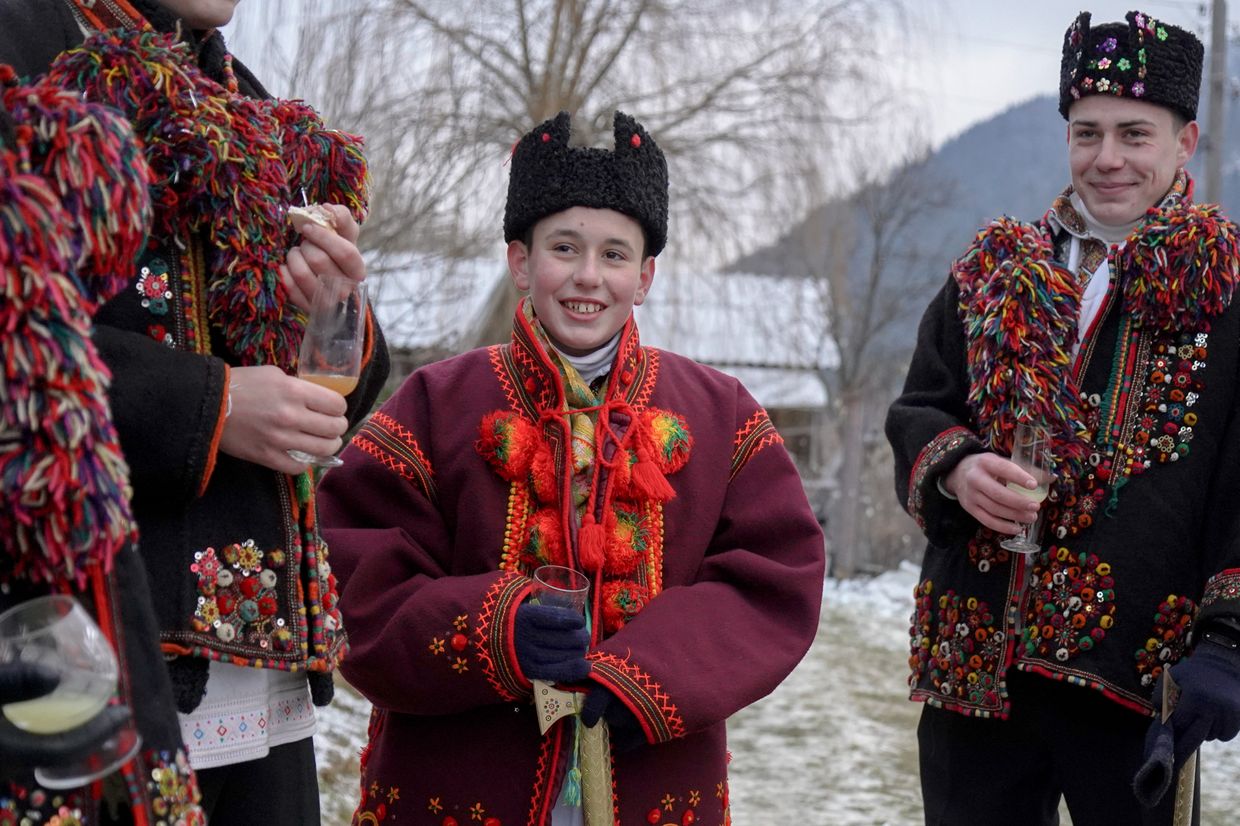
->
[0, 67, 205, 824]
[316, 109, 825, 826]
[0, 0, 391, 822]
[886, 9, 1240, 825]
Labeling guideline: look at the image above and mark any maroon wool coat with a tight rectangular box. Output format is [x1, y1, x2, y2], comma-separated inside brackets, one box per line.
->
[318, 305, 825, 826]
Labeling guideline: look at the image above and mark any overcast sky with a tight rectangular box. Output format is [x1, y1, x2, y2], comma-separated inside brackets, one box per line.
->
[903, 0, 1217, 145]
[223, 0, 1221, 148]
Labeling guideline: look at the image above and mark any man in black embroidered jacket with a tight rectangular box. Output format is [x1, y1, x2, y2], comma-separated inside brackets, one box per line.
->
[0, 0, 390, 823]
[887, 9, 1240, 826]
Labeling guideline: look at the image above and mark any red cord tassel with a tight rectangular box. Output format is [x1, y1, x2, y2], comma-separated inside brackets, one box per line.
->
[630, 446, 676, 501]
[578, 513, 607, 576]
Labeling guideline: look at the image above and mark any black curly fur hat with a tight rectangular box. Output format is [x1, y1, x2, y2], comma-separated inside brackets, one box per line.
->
[1060, 10, 1203, 121]
[504, 110, 668, 257]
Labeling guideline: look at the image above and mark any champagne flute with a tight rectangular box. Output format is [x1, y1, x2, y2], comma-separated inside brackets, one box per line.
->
[287, 274, 368, 468]
[1000, 422, 1053, 555]
[0, 595, 141, 789]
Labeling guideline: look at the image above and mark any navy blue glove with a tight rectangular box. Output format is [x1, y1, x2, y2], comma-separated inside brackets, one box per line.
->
[0, 661, 131, 773]
[514, 603, 590, 684]
[1134, 637, 1240, 807]
[580, 685, 647, 754]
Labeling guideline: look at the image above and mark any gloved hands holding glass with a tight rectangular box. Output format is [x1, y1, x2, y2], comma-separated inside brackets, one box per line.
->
[515, 565, 591, 684]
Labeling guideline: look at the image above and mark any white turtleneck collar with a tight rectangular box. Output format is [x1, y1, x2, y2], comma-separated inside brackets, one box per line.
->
[552, 332, 621, 384]
[1068, 191, 1143, 247]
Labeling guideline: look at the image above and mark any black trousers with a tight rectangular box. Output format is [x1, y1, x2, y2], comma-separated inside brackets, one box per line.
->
[194, 737, 320, 825]
[919, 670, 1199, 826]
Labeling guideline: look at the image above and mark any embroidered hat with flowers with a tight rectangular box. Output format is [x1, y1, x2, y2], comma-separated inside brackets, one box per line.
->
[503, 110, 669, 256]
[1059, 10, 1203, 121]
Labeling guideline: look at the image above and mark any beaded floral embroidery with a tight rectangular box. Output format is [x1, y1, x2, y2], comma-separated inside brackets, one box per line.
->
[909, 581, 1005, 710]
[1021, 547, 1116, 663]
[417, 793, 498, 826]
[965, 529, 1014, 573]
[644, 785, 717, 826]
[136, 258, 172, 316]
[1201, 569, 1240, 609]
[190, 540, 291, 651]
[1134, 594, 1196, 688]
[0, 784, 89, 826]
[138, 748, 205, 825]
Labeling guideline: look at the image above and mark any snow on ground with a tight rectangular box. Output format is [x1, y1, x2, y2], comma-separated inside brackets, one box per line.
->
[316, 563, 1240, 824]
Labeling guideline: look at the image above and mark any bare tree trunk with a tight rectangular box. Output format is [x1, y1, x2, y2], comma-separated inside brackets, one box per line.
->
[471, 279, 521, 348]
[832, 388, 865, 578]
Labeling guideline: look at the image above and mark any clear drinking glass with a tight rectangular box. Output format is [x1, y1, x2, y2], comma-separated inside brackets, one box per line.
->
[530, 565, 590, 614]
[1000, 422, 1053, 556]
[287, 275, 368, 468]
[0, 595, 141, 789]
[528, 564, 590, 710]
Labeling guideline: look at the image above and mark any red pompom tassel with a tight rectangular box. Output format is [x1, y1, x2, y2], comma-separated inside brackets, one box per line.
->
[630, 446, 676, 501]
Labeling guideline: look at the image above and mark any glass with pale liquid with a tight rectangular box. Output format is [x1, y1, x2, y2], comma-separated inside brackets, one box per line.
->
[0, 595, 141, 788]
[1000, 423, 1053, 555]
[287, 274, 368, 467]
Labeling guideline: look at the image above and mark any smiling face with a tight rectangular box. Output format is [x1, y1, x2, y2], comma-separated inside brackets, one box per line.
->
[507, 206, 655, 356]
[158, 0, 239, 28]
[1067, 95, 1198, 225]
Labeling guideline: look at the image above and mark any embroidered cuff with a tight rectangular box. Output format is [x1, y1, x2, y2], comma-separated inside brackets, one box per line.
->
[907, 426, 978, 531]
[1194, 569, 1240, 641]
[586, 652, 686, 745]
[474, 572, 535, 702]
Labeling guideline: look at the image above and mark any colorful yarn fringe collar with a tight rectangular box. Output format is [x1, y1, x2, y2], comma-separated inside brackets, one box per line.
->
[953, 217, 1092, 482]
[0, 69, 149, 586]
[41, 26, 369, 369]
[954, 173, 1240, 484]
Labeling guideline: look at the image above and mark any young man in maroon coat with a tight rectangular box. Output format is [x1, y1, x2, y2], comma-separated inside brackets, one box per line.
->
[317, 110, 825, 826]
